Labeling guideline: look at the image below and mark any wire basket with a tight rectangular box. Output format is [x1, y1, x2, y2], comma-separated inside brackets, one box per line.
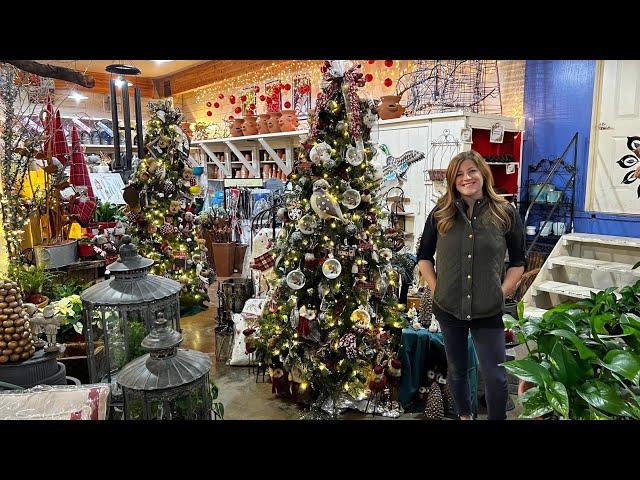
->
[427, 169, 447, 182]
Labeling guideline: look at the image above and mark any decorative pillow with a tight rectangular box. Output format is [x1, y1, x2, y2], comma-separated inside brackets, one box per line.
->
[0, 384, 110, 420]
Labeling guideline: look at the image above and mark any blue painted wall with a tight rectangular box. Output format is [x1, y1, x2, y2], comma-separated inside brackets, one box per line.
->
[522, 60, 640, 237]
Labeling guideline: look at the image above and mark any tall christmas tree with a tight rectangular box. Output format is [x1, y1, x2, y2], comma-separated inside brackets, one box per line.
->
[124, 100, 214, 311]
[257, 61, 404, 411]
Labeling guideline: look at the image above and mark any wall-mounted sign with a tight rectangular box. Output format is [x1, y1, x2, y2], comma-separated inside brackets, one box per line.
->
[490, 123, 505, 143]
[461, 127, 473, 143]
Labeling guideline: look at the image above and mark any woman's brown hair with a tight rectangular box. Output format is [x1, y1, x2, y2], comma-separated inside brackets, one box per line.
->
[433, 150, 511, 235]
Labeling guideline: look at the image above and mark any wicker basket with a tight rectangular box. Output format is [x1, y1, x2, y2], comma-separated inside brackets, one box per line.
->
[427, 169, 447, 182]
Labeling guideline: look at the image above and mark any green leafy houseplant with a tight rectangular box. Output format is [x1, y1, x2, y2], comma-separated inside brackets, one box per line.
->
[503, 285, 640, 420]
[9, 263, 57, 303]
[92, 200, 121, 223]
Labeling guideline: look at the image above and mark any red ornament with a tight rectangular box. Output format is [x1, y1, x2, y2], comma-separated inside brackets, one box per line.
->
[214, 102, 220, 108]
[234, 106, 242, 114]
[365, 73, 373, 83]
[284, 101, 291, 109]
[206, 111, 212, 117]
[229, 95, 236, 104]
[218, 93, 224, 99]
[266, 97, 272, 104]
[254, 85, 260, 93]
[384, 78, 393, 87]
[249, 103, 256, 110]
[228, 115, 234, 120]
[206, 101, 212, 107]
[273, 87, 280, 95]
[385, 60, 394, 68]
[284, 83, 291, 91]
[240, 94, 247, 102]
[368, 60, 375, 64]
[259, 95, 266, 101]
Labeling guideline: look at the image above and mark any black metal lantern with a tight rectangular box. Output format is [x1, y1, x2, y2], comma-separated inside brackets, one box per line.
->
[117, 313, 212, 420]
[80, 236, 182, 387]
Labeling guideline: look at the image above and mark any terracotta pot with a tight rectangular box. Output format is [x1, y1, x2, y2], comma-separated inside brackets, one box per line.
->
[267, 112, 282, 133]
[26, 294, 49, 309]
[258, 114, 271, 134]
[231, 118, 245, 137]
[241, 115, 259, 136]
[210, 242, 235, 277]
[377, 95, 405, 120]
[278, 110, 299, 132]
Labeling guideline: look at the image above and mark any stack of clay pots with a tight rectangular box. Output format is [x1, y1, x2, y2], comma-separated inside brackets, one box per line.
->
[0, 279, 36, 364]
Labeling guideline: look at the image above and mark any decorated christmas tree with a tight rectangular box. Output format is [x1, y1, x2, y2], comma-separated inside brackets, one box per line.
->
[124, 100, 214, 311]
[257, 61, 405, 412]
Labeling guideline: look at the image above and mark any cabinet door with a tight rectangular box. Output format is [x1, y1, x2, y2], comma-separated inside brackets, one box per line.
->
[374, 125, 430, 245]
[587, 60, 640, 214]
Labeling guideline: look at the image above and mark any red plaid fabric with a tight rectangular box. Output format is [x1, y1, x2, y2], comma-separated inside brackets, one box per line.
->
[252, 251, 275, 271]
[69, 199, 97, 226]
[70, 126, 95, 198]
[54, 110, 71, 165]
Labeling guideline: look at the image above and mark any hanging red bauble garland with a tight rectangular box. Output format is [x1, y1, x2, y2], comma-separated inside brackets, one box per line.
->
[259, 95, 266, 101]
[254, 86, 260, 93]
[284, 83, 291, 91]
[368, 60, 375, 64]
[218, 93, 224, 99]
[284, 101, 291, 109]
[234, 106, 242, 114]
[249, 103, 256, 110]
[384, 78, 393, 87]
[206, 101, 212, 107]
[229, 95, 236, 104]
[240, 94, 247, 102]
[365, 73, 373, 83]
[214, 102, 220, 108]
[273, 87, 281, 95]
[385, 60, 394, 68]
[206, 111, 212, 116]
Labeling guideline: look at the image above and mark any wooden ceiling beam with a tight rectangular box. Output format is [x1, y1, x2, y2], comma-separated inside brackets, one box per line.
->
[161, 60, 289, 95]
[53, 71, 156, 98]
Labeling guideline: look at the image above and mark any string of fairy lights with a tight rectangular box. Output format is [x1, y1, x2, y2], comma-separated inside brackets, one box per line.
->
[189, 60, 412, 127]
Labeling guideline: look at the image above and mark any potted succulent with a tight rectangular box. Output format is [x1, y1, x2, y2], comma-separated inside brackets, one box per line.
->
[9, 263, 57, 308]
[503, 287, 640, 420]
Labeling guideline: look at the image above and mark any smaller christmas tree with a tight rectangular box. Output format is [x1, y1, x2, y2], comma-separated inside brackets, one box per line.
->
[124, 100, 214, 311]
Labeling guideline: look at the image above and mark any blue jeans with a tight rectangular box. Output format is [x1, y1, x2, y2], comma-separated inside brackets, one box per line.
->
[438, 318, 508, 420]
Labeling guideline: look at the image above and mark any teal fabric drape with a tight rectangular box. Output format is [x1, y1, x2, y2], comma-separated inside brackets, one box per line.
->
[398, 328, 478, 415]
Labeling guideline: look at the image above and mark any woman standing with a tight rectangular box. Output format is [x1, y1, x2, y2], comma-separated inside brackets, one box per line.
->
[417, 150, 526, 420]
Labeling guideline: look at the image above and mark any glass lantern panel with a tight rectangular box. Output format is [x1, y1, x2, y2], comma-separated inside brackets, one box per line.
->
[89, 309, 109, 383]
[103, 307, 126, 373]
[124, 391, 145, 420]
[124, 309, 148, 363]
[171, 392, 194, 420]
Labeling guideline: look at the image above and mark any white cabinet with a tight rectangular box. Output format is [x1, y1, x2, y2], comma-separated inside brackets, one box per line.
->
[372, 111, 522, 251]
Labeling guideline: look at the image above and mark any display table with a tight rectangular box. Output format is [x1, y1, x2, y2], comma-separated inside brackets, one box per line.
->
[398, 328, 478, 415]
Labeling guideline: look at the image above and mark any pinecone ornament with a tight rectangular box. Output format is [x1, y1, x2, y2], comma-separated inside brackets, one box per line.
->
[0, 279, 36, 364]
[440, 382, 455, 415]
[419, 285, 434, 324]
[424, 382, 444, 420]
[163, 180, 175, 194]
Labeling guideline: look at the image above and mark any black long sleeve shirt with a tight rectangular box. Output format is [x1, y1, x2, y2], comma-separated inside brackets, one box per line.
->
[417, 198, 527, 321]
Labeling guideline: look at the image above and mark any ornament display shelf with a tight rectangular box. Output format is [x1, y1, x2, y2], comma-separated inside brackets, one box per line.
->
[193, 129, 308, 178]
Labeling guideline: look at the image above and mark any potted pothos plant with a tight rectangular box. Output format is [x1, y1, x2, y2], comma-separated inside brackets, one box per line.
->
[503, 283, 640, 420]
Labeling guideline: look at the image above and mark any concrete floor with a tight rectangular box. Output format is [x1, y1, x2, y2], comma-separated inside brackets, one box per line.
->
[179, 281, 522, 420]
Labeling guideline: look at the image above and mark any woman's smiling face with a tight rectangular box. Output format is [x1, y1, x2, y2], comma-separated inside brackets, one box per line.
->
[455, 158, 484, 199]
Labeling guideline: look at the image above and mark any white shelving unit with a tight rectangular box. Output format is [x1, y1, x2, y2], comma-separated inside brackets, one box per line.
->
[192, 130, 308, 180]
